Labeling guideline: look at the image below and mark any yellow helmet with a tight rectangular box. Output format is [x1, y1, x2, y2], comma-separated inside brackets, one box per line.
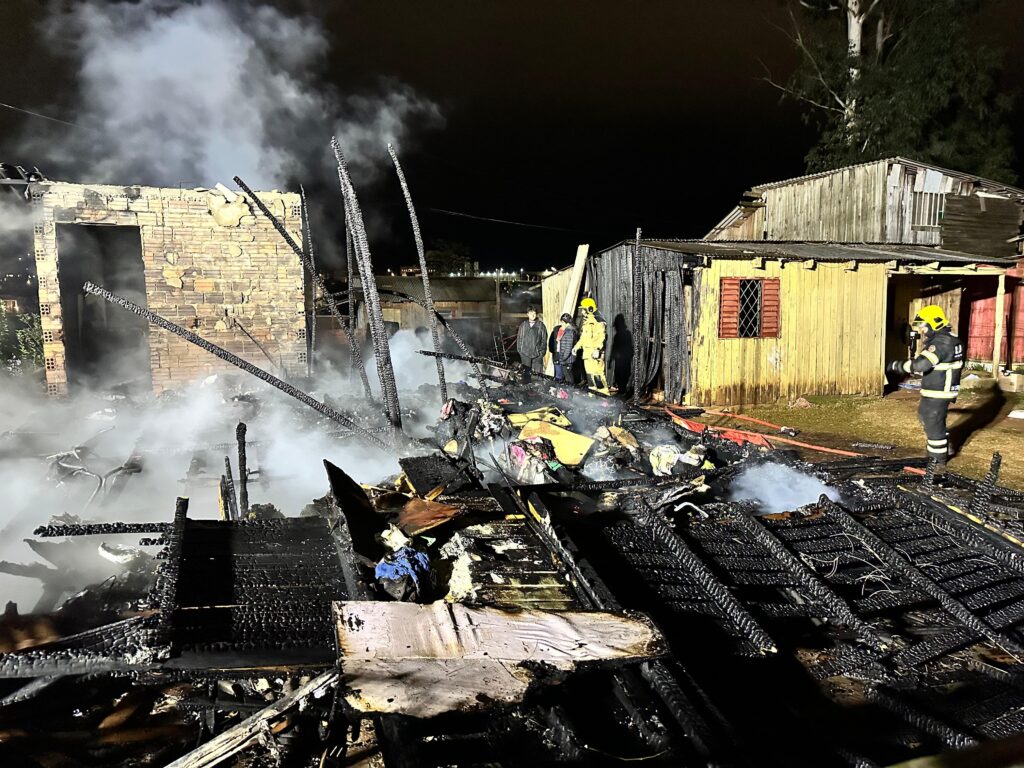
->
[913, 305, 948, 332]
[580, 297, 597, 311]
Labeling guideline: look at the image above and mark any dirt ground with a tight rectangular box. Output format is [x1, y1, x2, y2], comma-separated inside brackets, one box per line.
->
[703, 385, 1024, 490]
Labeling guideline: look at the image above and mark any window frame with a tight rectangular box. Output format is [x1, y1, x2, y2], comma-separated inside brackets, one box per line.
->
[718, 277, 780, 339]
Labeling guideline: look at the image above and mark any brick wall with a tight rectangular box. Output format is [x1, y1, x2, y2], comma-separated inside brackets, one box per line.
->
[32, 181, 307, 395]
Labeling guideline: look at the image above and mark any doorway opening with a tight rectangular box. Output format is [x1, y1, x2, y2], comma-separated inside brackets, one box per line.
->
[56, 224, 152, 394]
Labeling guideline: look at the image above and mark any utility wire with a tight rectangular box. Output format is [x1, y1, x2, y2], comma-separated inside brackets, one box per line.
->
[427, 207, 586, 233]
[0, 100, 79, 129]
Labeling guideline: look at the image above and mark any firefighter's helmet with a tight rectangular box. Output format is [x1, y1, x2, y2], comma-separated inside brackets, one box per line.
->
[580, 297, 597, 312]
[912, 305, 949, 332]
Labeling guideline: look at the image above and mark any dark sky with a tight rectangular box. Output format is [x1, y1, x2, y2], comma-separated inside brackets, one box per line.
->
[3, 0, 1024, 271]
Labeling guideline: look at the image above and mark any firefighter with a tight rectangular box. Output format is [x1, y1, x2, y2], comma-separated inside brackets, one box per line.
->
[572, 297, 609, 394]
[887, 305, 964, 468]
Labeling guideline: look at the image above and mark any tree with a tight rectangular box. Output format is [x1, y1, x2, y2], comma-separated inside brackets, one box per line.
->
[767, 0, 1017, 181]
[424, 240, 474, 276]
[0, 310, 42, 376]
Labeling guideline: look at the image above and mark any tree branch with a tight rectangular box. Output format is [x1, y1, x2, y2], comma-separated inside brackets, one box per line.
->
[786, 6, 851, 111]
[759, 59, 847, 115]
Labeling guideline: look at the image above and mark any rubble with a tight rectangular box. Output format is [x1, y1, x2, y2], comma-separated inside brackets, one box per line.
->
[5, 159, 1024, 768]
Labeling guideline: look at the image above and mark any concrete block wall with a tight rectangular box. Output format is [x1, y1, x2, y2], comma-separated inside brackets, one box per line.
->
[31, 181, 307, 395]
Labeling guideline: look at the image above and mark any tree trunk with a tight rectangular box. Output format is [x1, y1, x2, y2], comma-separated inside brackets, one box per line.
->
[845, 0, 864, 134]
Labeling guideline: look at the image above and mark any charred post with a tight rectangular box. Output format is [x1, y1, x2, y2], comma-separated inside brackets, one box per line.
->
[331, 137, 402, 432]
[236, 422, 249, 519]
[388, 143, 447, 403]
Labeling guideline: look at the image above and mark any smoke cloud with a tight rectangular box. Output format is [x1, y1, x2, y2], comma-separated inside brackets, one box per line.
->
[0, 373, 401, 611]
[22, 1, 442, 190]
[729, 462, 839, 515]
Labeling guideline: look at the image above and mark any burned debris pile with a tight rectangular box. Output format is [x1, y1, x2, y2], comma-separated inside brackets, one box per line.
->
[4, 360, 1024, 767]
[4, 148, 1024, 768]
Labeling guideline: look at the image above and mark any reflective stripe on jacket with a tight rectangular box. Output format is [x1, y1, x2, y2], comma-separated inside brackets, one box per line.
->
[900, 327, 964, 400]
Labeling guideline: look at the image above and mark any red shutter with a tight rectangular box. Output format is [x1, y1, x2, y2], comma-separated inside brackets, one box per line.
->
[761, 278, 781, 338]
[719, 278, 741, 338]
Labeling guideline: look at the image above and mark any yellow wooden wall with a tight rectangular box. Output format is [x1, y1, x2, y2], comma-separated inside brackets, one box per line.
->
[688, 259, 889, 405]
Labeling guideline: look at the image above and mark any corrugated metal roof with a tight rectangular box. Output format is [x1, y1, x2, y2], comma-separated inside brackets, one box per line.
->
[595, 239, 1019, 267]
[748, 157, 1024, 199]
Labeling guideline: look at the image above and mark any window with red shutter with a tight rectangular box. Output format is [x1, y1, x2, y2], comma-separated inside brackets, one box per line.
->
[718, 277, 780, 339]
[719, 278, 741, 338]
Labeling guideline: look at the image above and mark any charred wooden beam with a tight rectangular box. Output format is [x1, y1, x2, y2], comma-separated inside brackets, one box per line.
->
[389, 143, 447, 403]
[331, 138, 402, 432]
[236, 422, 249, 519]
[81, 281, 389, 450]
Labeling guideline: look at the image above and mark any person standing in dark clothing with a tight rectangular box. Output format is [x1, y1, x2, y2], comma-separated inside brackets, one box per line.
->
[550, 313, 579, 383]
[516, 306, 547, 373]
[887, 305, 964, 468]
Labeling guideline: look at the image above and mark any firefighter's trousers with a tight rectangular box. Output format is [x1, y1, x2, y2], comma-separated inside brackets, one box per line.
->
[583, 353, 609, 394]
[918, 396, 952, 465]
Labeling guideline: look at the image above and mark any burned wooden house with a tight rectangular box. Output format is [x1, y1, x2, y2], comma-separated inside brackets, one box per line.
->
[544, 158, 1023, 405]
[15, 178, 308, 395]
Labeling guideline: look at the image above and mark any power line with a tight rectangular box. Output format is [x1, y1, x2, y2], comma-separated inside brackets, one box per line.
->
[426, 207, 586, 233]
[0, 100, 79, 128]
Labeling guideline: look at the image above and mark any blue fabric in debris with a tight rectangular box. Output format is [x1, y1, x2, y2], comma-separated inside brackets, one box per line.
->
[375, 546, 431, 597]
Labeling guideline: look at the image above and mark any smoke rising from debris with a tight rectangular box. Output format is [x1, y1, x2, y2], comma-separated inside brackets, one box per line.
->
[729, 462, 839, 515]
[23, 0, 442, 190]
[0, 375, 400, 611]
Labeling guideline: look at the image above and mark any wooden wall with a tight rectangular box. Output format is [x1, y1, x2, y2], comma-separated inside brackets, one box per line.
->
[710, 160, 1021, 248]
[941, 196, 1022, 258]
[760, 162, 889, 242]
[688, 259, 888, 405]
[541, 267, 575, 343]
[709, 207, 766, 240]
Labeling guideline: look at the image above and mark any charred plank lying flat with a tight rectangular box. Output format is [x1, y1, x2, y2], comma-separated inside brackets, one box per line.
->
[33, 522, 170, 537]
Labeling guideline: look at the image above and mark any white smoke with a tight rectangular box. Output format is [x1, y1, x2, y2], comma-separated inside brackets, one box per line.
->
[0, 373, 399, 611]
[25, 0, 442, 189]
[366, 329, 475, 395]
[729, 462, 839, 515]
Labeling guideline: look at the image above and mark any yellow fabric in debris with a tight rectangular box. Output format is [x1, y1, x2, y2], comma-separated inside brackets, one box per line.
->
[443, 439, 460, 456]
[607, 426, 639, 452]
[507, 408, 572, 428]
[518, 421, 595, 466]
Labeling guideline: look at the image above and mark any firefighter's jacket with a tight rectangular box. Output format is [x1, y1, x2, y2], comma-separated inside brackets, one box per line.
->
[901, 327, 964, 400]
[573, 314, 606, 358]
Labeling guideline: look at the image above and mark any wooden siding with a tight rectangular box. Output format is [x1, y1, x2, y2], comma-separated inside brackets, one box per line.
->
[688, 259, 888, 405]
[884, 162, 975, 244]
[541, 267, 575, 345]
[760, 162, 888, 241]
[965, 277, 1024, 365]
[941, 195, 1022, 258]
[709, 206, 765, 240]
[710, 159, 1020, 247]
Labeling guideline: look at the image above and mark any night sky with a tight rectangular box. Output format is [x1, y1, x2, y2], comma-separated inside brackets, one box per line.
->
[2, 0, 1024, 271]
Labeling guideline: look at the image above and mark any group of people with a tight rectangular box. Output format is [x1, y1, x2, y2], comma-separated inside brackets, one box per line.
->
[518, 296, 964, 468]
[515, 299, 610, 393]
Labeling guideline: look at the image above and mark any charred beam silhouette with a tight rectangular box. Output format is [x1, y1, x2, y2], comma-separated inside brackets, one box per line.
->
[388, 143, 447, 403]
[81, 281, 390, 449]
[332, 137, 402, 431]
[236, 422, 249, 518]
